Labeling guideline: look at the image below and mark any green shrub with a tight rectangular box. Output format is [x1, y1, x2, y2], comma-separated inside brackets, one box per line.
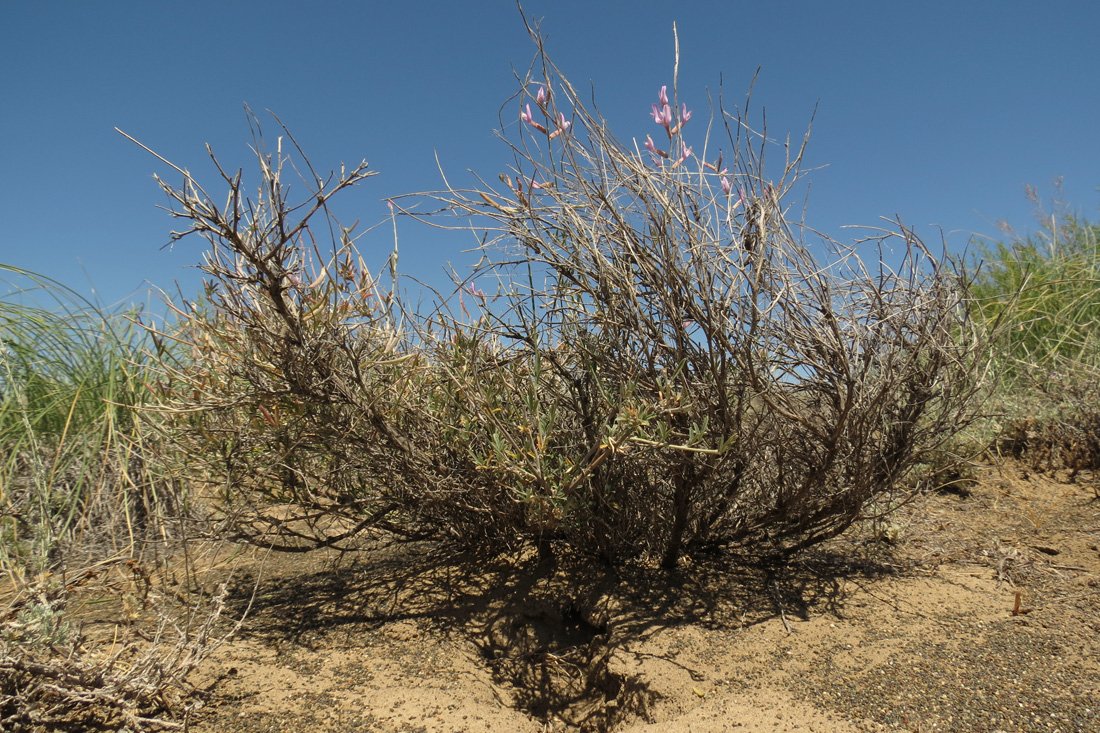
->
[972, 204, 1099, 380]
[971, 194, 1100, 475]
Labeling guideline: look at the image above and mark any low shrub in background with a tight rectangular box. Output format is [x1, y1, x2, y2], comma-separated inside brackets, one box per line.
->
[971, 188, 1100, 477]
[972, 188, 1099, 376]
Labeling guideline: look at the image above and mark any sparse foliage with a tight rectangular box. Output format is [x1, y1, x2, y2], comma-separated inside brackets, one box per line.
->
[149, 35, 989, 570]
[422, 32, 989, 564]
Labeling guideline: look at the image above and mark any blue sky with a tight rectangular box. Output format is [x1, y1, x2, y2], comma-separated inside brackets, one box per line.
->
[2, 1, 1098, 309]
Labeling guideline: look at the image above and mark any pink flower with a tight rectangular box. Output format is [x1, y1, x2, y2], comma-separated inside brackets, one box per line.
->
[651, 103, 673, 129]
[520, 103, 548, 134]
[536, 85, 548, 106]
[548, 112, 571, 139]
[680, 145, 692, 161]
[644, 134, 668, 159]
[658, 85, 668, 106]
[720, 176, 732, 194]
[667, 104, 693, 136]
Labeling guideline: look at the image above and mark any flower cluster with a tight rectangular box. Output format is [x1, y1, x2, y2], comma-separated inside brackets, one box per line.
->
[642, 85, 738, 200]
[644, 85, 692, 167]
[650, 85, 691, 135]
[520, 84, 571, 140]
[518, 81, 739, 202]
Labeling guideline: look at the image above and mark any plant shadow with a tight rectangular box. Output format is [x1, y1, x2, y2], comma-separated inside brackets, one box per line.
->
[220, 538, 901, 731]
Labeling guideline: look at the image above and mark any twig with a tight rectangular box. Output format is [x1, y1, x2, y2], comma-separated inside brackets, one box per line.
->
[769, 577, 793, 634]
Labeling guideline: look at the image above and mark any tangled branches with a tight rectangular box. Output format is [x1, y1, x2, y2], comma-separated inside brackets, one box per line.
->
[143, 34, 989, 569]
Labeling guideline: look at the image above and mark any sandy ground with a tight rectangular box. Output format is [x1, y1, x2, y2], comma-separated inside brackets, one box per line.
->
[177, 462, 1098, 732]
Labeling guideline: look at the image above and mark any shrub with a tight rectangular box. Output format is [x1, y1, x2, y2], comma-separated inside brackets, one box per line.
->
[138, 123, 444, 550]
[972, 190, 1100, 476]
[972, 191, 1100, 379]
[149, 39, 989, 568]
[425, 43, 989, 564]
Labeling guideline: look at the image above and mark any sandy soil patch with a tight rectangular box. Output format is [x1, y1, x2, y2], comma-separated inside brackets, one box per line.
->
[167, 463, 1100, 731]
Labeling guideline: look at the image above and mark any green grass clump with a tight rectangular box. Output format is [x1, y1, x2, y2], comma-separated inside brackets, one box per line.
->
[972, 212, 1100, 380]
[0, 268, 223, 731]
[971, 203, 1100, 473]
[0, 265, 168, 583]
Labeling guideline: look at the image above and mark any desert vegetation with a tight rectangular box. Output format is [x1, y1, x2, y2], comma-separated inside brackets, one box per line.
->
[147, 42, 988, 570]
[970, 189, 1100, 482]
[1, 26, 1097, 733]
[0, 267, 231, 730]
